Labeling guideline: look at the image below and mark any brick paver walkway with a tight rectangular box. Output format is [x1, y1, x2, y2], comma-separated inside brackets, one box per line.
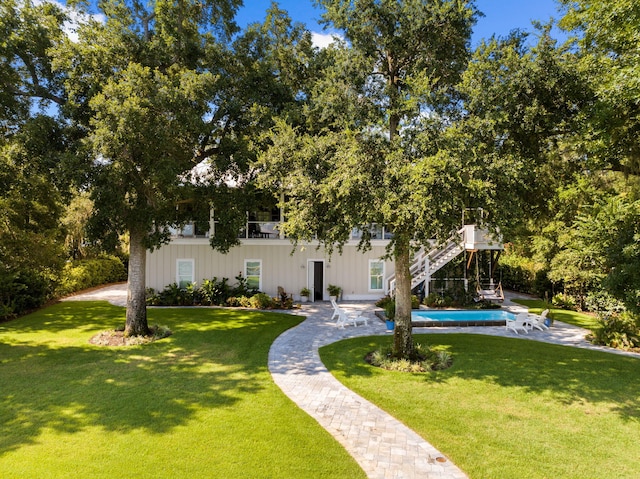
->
[269, 301, 469, 479]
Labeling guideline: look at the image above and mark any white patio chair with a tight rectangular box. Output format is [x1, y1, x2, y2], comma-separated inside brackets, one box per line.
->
[506, 312, 529, 334]
[524, 309, 550, 331]
[331, 300, 368, 328]
[330, 299, 341, 321]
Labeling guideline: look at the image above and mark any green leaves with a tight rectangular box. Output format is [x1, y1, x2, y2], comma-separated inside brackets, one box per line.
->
[86, 62, 213, 240]
[558, 0, 640, 174]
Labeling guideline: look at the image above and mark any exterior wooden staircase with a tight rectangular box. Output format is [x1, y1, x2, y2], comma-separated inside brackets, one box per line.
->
[386, 225, 502, 297]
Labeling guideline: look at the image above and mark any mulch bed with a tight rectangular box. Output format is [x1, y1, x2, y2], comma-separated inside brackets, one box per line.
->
[89, 325, 170, 347]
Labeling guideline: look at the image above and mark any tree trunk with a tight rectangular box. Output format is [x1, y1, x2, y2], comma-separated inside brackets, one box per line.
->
[393, 236, 414, 358]
[125, 227, 150, 336]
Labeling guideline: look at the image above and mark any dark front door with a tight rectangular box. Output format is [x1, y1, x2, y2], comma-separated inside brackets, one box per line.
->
[313, 261, 323, 301]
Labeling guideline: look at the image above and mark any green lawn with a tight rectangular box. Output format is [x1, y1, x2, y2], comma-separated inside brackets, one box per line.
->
[512, 298, 600, 330]
[321, 334, 640, 479]
[0, 301, 365, 479]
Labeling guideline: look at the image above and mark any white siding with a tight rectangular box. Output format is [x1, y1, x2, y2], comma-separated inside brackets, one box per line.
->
[146, 239, 393, 300]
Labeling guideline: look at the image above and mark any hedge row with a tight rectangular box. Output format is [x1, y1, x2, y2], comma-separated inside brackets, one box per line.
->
[1, 255, 129, 321]
[55, 256, 127, 297]
[146, 277, 294, 310]
[0, 270, 53, 321]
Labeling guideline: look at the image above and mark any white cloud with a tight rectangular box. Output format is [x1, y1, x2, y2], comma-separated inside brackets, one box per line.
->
[311, 31, 343, 49]
[35, 0, 105, 42]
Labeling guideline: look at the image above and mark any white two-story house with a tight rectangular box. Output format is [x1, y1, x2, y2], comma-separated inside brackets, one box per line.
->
[145, 201, 503, 302]
[145, 205, 395, 302]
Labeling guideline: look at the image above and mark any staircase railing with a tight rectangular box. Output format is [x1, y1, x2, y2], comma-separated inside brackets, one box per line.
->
[386, 227, 466, 297]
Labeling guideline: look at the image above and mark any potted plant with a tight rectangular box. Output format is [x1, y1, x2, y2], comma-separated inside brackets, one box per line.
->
[327, 284, 342, 302]
[384, 301, 395, 332]
[300, 287, 310, 302]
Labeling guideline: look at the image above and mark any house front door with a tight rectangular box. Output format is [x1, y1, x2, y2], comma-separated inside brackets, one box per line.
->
[307, 260, 324, 302]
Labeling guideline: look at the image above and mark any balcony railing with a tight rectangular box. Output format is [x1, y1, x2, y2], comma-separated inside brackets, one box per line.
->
[239, 221, 282, 240]
[350, 225, 393, 240]
[168, 223, 209, 238]
[170, 221, 393, 241]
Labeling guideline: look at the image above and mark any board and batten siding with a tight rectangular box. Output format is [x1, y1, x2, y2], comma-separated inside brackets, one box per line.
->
[146, 240, 393, 300]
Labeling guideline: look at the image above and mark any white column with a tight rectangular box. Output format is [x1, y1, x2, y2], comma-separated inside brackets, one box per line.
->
[424, 258, 430, 298]
[279, 191, 286, 239]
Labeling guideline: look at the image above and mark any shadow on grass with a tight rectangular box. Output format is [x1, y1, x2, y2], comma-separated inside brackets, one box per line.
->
[0, 302, 302, 457]
[321, 333, 640, 421]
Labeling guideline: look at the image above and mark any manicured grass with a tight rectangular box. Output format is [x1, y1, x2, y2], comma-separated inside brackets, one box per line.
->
[320, 334, 640, 479]
[512, 298, 600, 330]
[0, 302, 365, 479]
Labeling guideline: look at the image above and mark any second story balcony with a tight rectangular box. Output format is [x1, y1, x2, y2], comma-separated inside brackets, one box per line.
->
[169, 218, 393, 243]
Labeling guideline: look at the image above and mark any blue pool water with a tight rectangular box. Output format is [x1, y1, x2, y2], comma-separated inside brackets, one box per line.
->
[412, 310, 516, 327]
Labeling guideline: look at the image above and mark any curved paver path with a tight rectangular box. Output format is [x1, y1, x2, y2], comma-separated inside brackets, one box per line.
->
[269, 302, 468, 479]
[65, 285, 640, 478]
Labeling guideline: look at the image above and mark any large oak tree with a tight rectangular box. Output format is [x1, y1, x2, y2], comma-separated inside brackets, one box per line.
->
[56, 0, 241, 335]
[261, 0, 480, 357]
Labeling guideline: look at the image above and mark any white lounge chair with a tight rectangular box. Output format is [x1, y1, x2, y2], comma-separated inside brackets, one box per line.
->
[337, 309, 368, 328]
[506, 312, 529, 334]
[331, 299, 367, 328]
[330, 299, 341, 321]
[524, 309, 550, 331]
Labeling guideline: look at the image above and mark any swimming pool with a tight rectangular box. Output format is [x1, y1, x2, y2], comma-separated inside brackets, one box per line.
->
[412, 309, 516, 327]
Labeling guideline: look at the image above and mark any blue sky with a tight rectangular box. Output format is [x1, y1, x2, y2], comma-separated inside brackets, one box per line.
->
[236, 0, 566, 46]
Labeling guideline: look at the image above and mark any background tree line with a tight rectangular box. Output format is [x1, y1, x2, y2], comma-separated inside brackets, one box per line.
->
[1, 0, 638, 351]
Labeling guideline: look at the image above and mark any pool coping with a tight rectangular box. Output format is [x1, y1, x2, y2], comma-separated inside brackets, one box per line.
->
[412, 309, 515, 328]
[412, 319, 507, 327]
[376, 308, 520, 328]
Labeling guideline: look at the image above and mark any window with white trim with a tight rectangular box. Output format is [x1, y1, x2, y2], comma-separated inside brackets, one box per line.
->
[177, 259, 195, 288]
[369, 260, 384, 291]
[244, 259, 262, 291]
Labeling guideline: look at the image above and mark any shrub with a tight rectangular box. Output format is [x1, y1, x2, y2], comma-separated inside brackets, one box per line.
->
[237, 296, 252, 308]
[425, 285, 485, 308]
[0, 269, 53, 320]
[383, 301, 395, 320]
[411, 295, 420, 309]
[424, 292, 443, 307]
[200, 277, 230, 306]
[470, 300, 502, 310]
[156, 283, 190, 306]
[249, 293, 274, 309]
[589, 312, 640, 350]
[552, 293, 577, 311]
[532, 268, 554, 300]
[367, 343, 453, 372]
[584, 290, 625, 315]
[146, 288, 160, 306]
[498, 252, 536, 293]
[231, 274, 258, 298]
[146, 280, 289, 310]
[225, 296, 240, 307]
[56, 256, 126, 297]
[375, 296, 393, 309]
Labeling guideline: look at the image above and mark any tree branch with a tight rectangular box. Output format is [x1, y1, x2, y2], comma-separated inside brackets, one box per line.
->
[14, 52, 65, 105]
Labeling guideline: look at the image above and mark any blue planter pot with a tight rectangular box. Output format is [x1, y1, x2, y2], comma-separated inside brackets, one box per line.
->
[385, 320, 395, 331]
